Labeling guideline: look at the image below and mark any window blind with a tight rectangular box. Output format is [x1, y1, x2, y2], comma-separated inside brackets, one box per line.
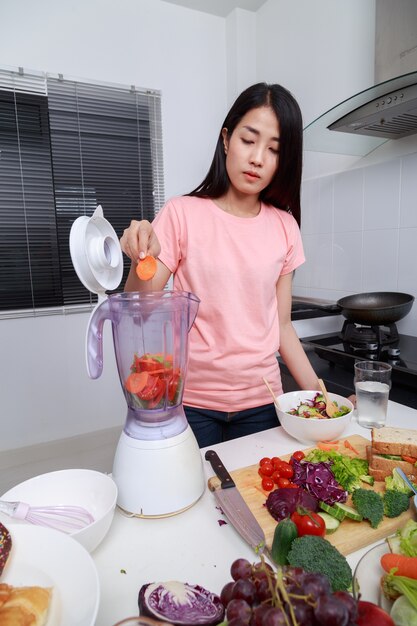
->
[0, 67, 165, 316]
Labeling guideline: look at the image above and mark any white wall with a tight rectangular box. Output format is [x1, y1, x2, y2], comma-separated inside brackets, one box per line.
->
[0, 0, 229, 451]
[294, 149, 417, 337]
[0, 0, 383, 452]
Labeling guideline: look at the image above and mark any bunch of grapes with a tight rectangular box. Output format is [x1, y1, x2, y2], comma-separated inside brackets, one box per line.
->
[219, 558, 358, 626]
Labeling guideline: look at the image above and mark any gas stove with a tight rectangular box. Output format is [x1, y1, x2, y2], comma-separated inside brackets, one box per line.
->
[301, 325, 417, 391]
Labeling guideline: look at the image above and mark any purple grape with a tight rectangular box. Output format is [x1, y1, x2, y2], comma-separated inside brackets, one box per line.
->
[228, 619, 251, 626]
[261, 607, 287, 626]
[302, 572, 331, 597]
[220, 581, 235, 607]
[314, 594, 349, 626]
[231, 558, 253, 581]
[282, 566, 306, 585]
[286, 599, 315, 626]
[226, 598, 252, 623]
[333, 591, 358, 622]
[253, 577, 271, 603]
[231, 578, 257, 605]
[250, 604, 271, 626]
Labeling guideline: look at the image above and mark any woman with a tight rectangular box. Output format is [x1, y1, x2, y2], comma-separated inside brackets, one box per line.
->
[120, 82, 321, 447]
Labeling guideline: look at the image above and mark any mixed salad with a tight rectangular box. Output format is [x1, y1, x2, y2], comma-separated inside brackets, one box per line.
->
[288, 392, 350, 419]
[124, 352, 182, 410]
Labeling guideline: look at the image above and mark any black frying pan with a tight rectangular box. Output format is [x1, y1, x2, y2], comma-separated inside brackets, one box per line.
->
[336, 292, 415, 325]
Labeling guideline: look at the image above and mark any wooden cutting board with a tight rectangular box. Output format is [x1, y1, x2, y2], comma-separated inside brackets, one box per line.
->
[208, 435, 415, 556]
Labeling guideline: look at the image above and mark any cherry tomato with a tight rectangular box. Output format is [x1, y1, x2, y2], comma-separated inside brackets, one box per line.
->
[277, 462, 294, 479]
[290, 509, 326, 537]
[271, 457, 282, 468]
[277, 477, 291, 489]
[271, 471, 281, 485]
[286, 483, 299, 489]
[261, 477, 274, 491]
[259, 463, 274, 477]
[259, 457, 271, 466]
[292, 450, 306, 462]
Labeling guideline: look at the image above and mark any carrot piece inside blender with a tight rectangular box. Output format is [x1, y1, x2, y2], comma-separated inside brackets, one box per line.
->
[136, 256, 157, 281]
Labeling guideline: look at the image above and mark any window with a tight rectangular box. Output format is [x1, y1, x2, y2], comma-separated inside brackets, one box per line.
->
[0, 67, 164, 316]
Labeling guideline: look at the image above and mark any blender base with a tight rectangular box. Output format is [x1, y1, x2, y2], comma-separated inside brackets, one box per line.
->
[112, 425, 205, 517]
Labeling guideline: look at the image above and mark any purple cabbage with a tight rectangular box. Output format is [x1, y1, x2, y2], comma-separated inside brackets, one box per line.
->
[265, 487, 319, 522]
[138, 581, 225, 625]
[291, 459, 348, 505]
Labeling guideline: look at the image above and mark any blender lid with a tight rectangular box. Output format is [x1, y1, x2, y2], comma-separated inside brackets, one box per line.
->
[69, 205, 124, 297]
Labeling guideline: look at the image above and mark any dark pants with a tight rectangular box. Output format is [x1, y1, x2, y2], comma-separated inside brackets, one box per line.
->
[184, 403, 279, 448]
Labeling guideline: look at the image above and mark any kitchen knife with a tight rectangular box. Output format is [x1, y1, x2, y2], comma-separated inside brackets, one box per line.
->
[205, 449, 267, 555]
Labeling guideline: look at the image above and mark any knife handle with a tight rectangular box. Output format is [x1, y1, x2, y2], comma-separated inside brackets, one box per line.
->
[205, 450, 236, 489]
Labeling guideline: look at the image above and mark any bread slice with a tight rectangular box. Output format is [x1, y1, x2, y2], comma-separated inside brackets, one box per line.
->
[372, 426, 417, 458]
[0, 583, 52, 626]
[366, 445, 417, 482]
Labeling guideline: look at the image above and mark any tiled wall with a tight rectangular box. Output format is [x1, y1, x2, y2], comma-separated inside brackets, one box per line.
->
[294, 151, 417, 337]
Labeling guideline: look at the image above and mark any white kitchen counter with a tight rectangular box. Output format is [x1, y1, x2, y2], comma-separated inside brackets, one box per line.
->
[92, 401, 417, 626]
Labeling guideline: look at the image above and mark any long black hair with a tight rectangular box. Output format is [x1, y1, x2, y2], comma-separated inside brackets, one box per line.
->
[188, 82, 303, 226]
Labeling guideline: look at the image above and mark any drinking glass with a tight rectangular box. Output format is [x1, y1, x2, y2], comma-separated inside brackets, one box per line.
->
[354, 361, 392, 428]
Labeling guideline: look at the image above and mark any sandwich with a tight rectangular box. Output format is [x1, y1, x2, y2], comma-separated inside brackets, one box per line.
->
[366, 426, 417, 482]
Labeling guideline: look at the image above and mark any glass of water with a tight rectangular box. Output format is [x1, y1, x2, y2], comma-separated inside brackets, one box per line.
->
[354, 361, 392, 428]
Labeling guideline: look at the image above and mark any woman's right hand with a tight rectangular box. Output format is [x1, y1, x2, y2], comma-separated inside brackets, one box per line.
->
[120, 220, 161, 262]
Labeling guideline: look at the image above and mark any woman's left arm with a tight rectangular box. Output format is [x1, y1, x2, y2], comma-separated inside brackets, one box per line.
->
[276, 272, 320, 390]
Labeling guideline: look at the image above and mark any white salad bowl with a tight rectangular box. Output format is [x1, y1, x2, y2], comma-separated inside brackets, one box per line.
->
[0, 469, 118, 553]
[276, 390, 354, 445]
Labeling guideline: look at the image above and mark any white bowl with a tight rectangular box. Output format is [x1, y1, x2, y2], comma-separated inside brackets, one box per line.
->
[276, 390, 354, 445]
[1, 469, 118, 553]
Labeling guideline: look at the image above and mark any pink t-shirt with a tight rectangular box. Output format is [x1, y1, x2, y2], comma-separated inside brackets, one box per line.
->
[153, 196, 305, 411]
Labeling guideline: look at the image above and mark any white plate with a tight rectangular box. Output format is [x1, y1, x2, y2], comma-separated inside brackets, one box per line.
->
[353, 541, 392, 613]
[2, 524, 100, 626]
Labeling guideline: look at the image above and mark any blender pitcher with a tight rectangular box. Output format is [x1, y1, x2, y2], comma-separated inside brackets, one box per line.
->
[70, 207, 205, 517]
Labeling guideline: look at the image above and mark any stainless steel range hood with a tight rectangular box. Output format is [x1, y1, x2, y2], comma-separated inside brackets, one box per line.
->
[303, 71, 417, 156]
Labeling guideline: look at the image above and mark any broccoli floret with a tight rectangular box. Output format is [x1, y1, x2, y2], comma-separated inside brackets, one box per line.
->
[385, 471, 417, 496]
[286, 535, 352, 592]
[360, 474, 375, 486]
[383, 489, 411, 518]
[352, 488, 384, 529]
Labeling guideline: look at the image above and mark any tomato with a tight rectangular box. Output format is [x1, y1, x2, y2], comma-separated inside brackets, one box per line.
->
[259, 457, 271, 466]
[277, 462, 294, 479]
[292, 450, 305, 462]
[259, 463, 274, 477]
[137, 375, 162, 400]
[286, 483, 299, 489]
[135, 356, 163, 372]
[290, 509, 326, 537]
[271, 471, 281, 485]
[402, 455, 417, 464]
[261, 477, 274, 491]
[277, 477, 291, 489]
[271, 457, 282, 468]
[167, 371, 181, 402]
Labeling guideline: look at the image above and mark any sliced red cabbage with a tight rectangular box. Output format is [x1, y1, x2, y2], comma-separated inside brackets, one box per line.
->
[291, 459, 348, 505]
[265, 487, 319, 521]
[138, 581, 225, 625]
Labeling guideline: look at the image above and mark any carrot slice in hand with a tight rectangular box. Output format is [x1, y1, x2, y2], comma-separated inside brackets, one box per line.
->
[136, 256, 157, 281]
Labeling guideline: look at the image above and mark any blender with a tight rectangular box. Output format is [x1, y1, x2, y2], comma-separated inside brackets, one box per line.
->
[70, 206, 205, 516]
